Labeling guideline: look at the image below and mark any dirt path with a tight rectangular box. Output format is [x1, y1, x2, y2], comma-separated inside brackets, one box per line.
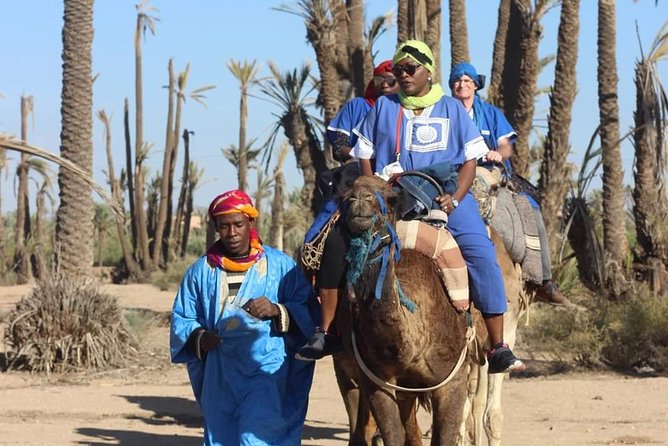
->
[1, 284, 667, 445]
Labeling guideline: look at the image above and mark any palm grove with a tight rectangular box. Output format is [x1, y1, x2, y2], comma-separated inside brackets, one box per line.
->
[1, 0, 667, 372]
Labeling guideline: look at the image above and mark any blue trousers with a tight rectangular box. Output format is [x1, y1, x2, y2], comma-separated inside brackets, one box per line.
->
[447, 192, 507, 314]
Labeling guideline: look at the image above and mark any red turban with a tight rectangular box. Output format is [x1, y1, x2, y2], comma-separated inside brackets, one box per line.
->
[208, 190, 259, 221]
[364, 59, 394, 106]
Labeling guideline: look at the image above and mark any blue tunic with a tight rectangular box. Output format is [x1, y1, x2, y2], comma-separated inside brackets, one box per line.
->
[352, 94, 507, 314]
[326, 97, 371, 148]
[170, 246, 318, 446]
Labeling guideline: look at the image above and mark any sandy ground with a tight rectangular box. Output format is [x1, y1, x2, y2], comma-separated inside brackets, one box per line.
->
[1, 283, 667, 446]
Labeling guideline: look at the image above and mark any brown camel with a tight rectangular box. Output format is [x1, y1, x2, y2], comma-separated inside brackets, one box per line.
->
[333, 175, 524, 446]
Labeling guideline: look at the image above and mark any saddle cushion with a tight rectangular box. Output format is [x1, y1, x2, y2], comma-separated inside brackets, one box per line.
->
[396, 220, 470, 311]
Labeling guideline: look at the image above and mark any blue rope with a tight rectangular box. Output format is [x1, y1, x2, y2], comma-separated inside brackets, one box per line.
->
[396, 280, 417, 313]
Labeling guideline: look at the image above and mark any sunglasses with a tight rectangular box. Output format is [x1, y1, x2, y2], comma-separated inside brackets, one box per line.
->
[372, 76, 397, 88]
[392, 63, 421, 77]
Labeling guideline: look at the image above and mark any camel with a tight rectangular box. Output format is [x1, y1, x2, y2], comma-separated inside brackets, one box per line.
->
[333, 175, 526, 446]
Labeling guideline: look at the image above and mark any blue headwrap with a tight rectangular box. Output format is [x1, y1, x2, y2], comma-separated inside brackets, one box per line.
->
[449, 62, 486, 90]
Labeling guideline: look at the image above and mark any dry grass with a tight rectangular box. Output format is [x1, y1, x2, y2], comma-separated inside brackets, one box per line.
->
[4, 276, 138, 373]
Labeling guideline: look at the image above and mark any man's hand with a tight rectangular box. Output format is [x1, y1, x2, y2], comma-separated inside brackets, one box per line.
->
[243, 297, 279, 320]
[435, 194, 457, 214]
[199, 330, 221, 353]
[484, 151, 503, 164]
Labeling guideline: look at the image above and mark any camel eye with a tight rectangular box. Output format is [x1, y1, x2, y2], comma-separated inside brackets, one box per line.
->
[362, 192, 374, 201]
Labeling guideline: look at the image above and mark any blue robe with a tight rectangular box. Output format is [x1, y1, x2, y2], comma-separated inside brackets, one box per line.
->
[326, 97, 371, 148]
[170, 246, 318, 446]
[352, 94, 507, 314]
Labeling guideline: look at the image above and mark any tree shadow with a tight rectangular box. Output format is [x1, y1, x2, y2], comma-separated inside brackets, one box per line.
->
[75, 428, 200, 446]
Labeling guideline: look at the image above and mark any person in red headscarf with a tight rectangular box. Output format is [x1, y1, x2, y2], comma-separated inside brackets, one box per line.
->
[170, 190, 319, 445]
[326, 60, 399, 164]
[297, 61, 398, 362]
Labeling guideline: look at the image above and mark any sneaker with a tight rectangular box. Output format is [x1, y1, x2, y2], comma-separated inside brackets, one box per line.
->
[487, 342, 526, 374]
[295, 328, 342, 361]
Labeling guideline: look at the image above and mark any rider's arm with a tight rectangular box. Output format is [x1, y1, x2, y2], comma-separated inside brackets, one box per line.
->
[359, 159, 373, 177]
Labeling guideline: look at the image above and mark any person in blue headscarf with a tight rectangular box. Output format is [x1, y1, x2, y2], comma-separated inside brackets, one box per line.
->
[449, 61, 573, 307]
[170, 190, 319, 445]
[351, 40, 526, 374]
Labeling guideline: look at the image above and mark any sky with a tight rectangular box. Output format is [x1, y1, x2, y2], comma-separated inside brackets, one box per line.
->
[0, 0, 666, 215]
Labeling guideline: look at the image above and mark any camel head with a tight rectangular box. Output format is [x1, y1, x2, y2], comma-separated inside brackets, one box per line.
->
[345, 176, 398, 234]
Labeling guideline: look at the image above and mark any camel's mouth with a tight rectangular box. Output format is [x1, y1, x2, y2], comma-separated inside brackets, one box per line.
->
[346, 214, 375, 234]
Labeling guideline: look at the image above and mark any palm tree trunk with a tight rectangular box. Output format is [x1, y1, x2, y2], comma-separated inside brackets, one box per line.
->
[347, 0, 367, 97]
[172, 129, 191, 258]
[134, 10, 150, 270]
[448, 0, 469, 68]
[123, 97, 137, 253]
[397, 0, 409, 42]
[31, 189, 48, 280]
[425, 0, 441, 84]
[270, 143, 289, 251]
[15, 95, 33, 283]
[487, 0, 511, 108]
[152, 59, 175, 268]
[55, 0, 95, 277]
[305, 1, 342, 136]
[98, 110, 142, 279]
[539, 0, 580, 259]
[506, 0, 541, 178]
[238, 83, 248, 191]
[632, 42, 668, 293]
[597, 0, 628, 295]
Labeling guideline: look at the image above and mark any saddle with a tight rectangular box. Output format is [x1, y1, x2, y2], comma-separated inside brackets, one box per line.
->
[471, 166, 543, 284]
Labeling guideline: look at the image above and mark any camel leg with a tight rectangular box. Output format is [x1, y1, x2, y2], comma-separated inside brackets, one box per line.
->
[484, 307, 522, 446]
[363, 381, 404, 446]
[397, 392, 422, 446]
[462, 361, 489, 446]
[349, 388, 378, 446]
[429, 372, 468, 446]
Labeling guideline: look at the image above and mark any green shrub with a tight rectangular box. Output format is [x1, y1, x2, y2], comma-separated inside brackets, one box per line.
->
[520, 284, 668, 373]
[600, 290, 668, 371]
[150, 255, 196, 291]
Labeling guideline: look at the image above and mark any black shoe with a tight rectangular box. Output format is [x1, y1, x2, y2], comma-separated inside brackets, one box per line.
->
[487, 342, 526, 374]
[295, 328, 342, 361]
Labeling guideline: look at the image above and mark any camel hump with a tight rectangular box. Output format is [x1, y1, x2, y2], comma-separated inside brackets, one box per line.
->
[395, 219, 469, 311]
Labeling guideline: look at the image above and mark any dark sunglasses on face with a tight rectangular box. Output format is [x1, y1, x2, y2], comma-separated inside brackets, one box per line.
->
[392, 63, 421, 77]
[372, 76, 397, 88]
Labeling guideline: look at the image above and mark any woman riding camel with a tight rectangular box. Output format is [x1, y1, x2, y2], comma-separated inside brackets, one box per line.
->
[350, 40, 525, 374]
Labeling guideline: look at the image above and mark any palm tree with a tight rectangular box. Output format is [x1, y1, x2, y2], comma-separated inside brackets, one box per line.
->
[448, 0, 469, 68]
[161, 66, 214, 263]
[97, 110, 142, 279]
[93, 203, 113, 267]
[14, 95, 33, 283]
[270, 141, 290, 251]
[598, 0, 628, 296]
[227, 59, 261, 192]
[538, 0, 580, 259]
[504, 0, 555, 178]
[631, 21, 668, 292]
[425, 0, 442, 84]
[55, 0, 95, 276]
[172, 128, 193, 259]
[346, 0, 368, 96]
[180, 162, 204, 258]
[253, 168, 274, 238]
[275, 1, 342, 133]
[487, 0, 511, 107]
[31, 179, 52, 280]
[133, 0, 158, 270]
[257, 62, 327, 216]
